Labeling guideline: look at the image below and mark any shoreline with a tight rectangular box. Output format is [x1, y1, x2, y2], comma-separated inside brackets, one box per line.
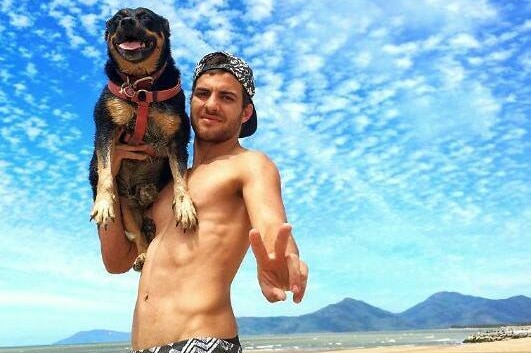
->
[1, 328, 530, 352]
[247, 327, 531, 353]
[313, 337, 531, 353]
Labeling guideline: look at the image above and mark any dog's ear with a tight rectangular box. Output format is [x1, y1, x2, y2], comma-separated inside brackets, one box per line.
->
[162, 17, 170, 38]
[104, 19, 111, 41]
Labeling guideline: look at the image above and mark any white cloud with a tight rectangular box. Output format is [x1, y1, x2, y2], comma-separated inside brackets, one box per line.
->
[244, 0, 273, 21]
[438, 58, 466, 88]
[285, 80, 306, 100]
[399, 83, 500, 141]
[80, 13, 99, 35]
[25, 63, 37, 78]
[426, 0, 498, 22]
[353, 51, 372, 68]
[449, 33, 480, 49]
[20, 117, 47, 141]
[9, 13, 32, 28]
[81, 45, 101, 59]
[297, 54, 325, 73]
[394, 57, 413, 69]
[355, 115, 370, 133]
[518, 51, 531, 71]
[382, 42, 419, 56]
[487, 49, 514, 62]
[57, 14, 88, 47]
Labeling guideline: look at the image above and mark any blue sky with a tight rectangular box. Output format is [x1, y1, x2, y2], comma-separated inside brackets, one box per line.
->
[1, 0, 530, 347]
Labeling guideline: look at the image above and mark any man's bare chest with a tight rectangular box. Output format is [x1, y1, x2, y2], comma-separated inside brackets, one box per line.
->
[187, 164, 243, 208]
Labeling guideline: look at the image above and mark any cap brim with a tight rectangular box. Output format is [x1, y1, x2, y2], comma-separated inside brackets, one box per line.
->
[239, 104, 257, 138]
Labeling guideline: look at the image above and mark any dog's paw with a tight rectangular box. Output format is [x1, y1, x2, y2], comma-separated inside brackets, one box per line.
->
[133, 253, 146, 272]
[90, 194, 116, 227]
[172, 193, 198, 232]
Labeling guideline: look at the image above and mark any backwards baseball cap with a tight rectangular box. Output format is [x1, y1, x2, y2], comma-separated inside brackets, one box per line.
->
[193, 52, 257, 138]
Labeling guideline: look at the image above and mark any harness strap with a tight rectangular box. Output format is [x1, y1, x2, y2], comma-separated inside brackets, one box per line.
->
[106, 80, 181, 145]
[115, 62, 168, 89]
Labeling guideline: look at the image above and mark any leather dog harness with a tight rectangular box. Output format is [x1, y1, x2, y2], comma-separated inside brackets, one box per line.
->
[107, 64, 181, 145]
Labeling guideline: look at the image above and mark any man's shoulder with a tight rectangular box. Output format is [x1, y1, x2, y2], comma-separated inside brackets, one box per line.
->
[236, 149, 280, 181]
[237, 149, 276, 168]
[238, 148, 269, 160]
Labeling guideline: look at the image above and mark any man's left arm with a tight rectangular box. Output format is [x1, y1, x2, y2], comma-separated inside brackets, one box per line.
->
[242, 151, 308, 303]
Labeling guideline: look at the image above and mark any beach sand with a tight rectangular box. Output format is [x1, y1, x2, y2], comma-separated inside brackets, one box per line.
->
[323, 337, 531, 353]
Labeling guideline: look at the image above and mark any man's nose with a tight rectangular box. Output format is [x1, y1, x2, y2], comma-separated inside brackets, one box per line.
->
[204, 95, 219, 113]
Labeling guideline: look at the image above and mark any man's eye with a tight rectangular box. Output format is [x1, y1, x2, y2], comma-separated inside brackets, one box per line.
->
[222, 95, 235, 102]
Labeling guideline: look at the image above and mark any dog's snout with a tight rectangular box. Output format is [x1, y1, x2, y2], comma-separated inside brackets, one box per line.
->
[120, 17, 136, 28]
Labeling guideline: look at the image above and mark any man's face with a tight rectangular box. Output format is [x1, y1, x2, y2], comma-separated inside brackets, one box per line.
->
[191, 71, 253, 143]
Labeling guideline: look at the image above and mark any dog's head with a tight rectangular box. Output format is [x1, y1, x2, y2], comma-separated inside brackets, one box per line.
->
[105, 7, 170, 77]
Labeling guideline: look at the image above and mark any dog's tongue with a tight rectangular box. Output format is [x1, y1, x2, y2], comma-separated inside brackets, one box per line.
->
[119, 41, 142, 50]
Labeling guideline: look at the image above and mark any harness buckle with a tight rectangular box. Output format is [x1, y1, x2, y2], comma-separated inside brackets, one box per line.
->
[136, 89, 149, 102]
[133, 76, 154, 89]
[120, 82, 136, 98]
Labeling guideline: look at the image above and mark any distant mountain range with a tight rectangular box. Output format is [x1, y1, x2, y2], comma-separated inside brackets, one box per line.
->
[55, 329, 130, 345]
[238, 292, 531, 334]
[55, 292, 531, 344]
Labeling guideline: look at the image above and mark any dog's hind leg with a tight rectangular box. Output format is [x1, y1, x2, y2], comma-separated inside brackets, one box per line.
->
[121, 200, 149, 271]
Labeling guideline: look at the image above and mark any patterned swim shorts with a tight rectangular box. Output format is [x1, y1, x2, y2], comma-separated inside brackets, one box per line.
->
[131, 337, 242, 353]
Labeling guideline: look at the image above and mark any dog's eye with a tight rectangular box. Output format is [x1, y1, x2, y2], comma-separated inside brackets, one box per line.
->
[137, 12, 151, 21]
[109, 14, 123, 23]
[106, 15, 121, 30]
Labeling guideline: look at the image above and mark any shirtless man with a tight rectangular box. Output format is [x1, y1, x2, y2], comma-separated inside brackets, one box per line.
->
[97, 52, 308, 353]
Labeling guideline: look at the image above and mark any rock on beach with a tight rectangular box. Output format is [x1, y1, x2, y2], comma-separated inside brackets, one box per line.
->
[463, 326, 530, 343]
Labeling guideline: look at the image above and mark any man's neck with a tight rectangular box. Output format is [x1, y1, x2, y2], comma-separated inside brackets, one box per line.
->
[192, 137, 241, 167]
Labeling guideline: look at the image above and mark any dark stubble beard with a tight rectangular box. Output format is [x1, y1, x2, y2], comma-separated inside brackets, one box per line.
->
[191, 111, 243, 143]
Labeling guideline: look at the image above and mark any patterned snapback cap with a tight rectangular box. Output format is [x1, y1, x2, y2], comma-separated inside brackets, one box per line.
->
[193, 52, 257, 137]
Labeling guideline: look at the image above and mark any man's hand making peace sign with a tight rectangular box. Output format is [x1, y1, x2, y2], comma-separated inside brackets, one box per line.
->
[249, 223, 308, 303]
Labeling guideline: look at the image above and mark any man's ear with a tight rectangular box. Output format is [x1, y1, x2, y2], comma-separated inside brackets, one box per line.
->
[242, 104, 254, 123]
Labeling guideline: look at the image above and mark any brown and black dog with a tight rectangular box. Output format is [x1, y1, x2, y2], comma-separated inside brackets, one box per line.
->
[89, 7, 197, 271]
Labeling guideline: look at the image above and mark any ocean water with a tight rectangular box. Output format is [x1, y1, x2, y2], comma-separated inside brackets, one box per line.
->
[0, 329, 479, 353]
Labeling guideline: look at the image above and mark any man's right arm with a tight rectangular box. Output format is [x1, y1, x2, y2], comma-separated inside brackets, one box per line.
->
[98, 192, 137, 273]
[95, 143, 155, 273]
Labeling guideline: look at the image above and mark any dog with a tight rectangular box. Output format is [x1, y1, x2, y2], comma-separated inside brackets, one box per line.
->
[89, 7, 197, 271]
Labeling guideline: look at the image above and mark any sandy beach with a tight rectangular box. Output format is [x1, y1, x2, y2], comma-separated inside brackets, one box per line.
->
[323, 337, 531, 353]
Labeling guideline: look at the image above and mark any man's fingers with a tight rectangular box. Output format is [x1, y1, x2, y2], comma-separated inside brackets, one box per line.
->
[261, 284, 287, 303]
[115, 143, 148, 152]
[122, 151, 148, 160]
[249, 229, 269, 265]
[286, 253, 301, 294]
[139, 144, 156, 157]
[293, 261, 308, 303]
[115, 143, 157, 157]
[274, 223, 291, 260]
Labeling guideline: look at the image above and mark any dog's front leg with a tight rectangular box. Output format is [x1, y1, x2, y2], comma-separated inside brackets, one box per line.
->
[167, 142, 197, 231]
[90, 128, 117, 227]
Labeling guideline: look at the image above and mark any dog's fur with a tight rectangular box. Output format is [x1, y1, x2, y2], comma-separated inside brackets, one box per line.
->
[89, 7, 197, 271]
